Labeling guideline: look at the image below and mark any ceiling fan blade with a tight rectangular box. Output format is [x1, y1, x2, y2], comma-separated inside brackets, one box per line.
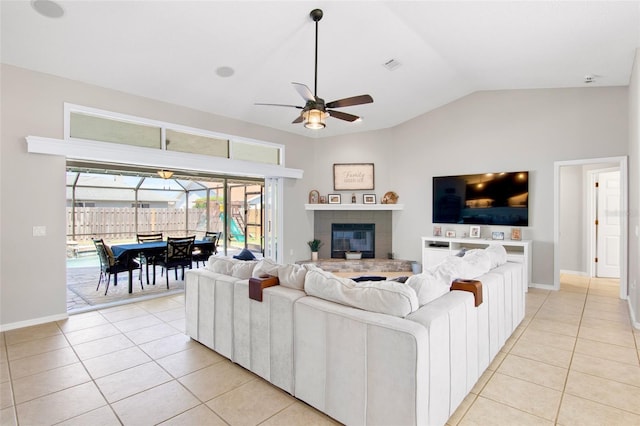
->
[292, 115, 304, 124]
[255, 103, 303, 109]
[326, 94, 373, 109]
[328, 110, 360, 122]
[292, 82, 316, 102]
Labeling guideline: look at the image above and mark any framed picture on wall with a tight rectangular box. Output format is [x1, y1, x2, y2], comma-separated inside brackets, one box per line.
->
[328, 194, 341, 204]
[445, 230, 456, 238]
[333, 163, 375, 191]
[492, 231, 505, 240]
[469, 225, 481, 238]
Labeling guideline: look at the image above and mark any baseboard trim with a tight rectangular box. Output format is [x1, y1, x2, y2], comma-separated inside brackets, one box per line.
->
[628, 298, 640, 330]
[0, 313, 69, 332]
[560, 270, 588, 276]
[529, 282, 554, 290]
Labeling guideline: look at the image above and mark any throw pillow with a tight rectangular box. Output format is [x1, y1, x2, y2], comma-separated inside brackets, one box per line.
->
[405, 273, 450, 306]
[485, 244, 507, 268]
[277, 264, 307, 290]
[231, 260, 258, 279]
[253, 258, 280, 278]
[233, 248, 256, 261]
[208, 256, 236, 275]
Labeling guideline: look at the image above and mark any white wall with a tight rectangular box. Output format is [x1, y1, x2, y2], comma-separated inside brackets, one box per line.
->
[0, 64, 315, 328]
[385, 88, 629, 286]
[629, 49, 640, 327]
[559, 166, 584, 273]
[0, 64, 633, 328]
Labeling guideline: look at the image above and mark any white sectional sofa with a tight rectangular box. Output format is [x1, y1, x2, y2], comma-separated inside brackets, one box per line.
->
[185, 245, 526, 426]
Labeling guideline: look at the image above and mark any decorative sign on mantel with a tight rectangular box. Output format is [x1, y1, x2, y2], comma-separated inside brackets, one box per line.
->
[333, 163, 375, 191]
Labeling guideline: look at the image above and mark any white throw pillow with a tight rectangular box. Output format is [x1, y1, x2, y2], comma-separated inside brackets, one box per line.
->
[485, 244, 508, 268]
[252, 258, 280, 278]
[405, 273, 451, 307]
[231, 260, 258, 279]
[462, 249, 492, 273]
[304, 268, 418, 317]
[208, 256, 236, 275]
[277, 264, 307, 290]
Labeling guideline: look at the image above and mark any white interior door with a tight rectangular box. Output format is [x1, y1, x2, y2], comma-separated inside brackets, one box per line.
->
[596, 170, 621, 278]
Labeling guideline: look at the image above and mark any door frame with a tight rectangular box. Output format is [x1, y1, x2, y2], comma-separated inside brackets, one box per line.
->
[554, 156, 628, 299]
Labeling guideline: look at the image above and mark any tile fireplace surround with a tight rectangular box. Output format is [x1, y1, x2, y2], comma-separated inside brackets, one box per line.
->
[313, 210, 392, 260]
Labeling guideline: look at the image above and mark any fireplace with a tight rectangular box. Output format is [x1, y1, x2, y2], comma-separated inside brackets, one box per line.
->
[331, 223, 375, 259]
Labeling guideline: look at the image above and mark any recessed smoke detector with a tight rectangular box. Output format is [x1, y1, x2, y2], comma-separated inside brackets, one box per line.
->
[216, 66, 235, 78]
[383, 59, 402, 71]
[584, 74, 596, 84]
[31, 0, 64, 18]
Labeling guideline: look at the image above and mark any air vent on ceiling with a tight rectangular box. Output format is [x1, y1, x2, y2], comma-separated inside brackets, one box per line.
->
[383, 59, 401, 71]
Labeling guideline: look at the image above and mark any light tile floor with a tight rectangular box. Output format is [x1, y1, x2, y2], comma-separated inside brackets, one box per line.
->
[1, 275, 638, 425]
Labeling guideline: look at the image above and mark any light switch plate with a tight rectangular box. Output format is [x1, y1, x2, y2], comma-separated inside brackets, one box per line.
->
[33, 226, 46, 237]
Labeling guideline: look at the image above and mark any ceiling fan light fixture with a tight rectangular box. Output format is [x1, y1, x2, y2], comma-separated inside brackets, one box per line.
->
[303, 109, 328, 129]
[157, 170, 174, 179]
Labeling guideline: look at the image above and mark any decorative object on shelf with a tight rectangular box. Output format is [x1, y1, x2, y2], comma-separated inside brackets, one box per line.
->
[309, 190, 320, 204]
[333, 163, 375, 190]
[345, 251, 362, 260]
[328, 194, 341, 204]
[319, 195, 327, 204]
[511, 227, 522, 241]
[381, 191, 399, 204]
[492, 231, 505, 240]
[433, 226, 442, 237]
[307, 239, 323, 261]
[445, 230, 456, 238]
[469, 225, 481, 238]
[363, 194, 376, 204]
[352, 193, 356, 203]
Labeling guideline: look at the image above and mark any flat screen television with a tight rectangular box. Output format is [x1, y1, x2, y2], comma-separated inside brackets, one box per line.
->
[433, 171, 529, 226]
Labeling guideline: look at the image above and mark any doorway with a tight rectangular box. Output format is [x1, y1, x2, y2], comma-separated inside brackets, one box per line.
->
[589, 168, 621, 278]
[554, 156, 628, 299]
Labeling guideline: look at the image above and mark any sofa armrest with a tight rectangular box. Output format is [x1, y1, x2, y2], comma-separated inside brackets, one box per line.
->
[451, 279, 483, 306]
[249, 275, 279, 301]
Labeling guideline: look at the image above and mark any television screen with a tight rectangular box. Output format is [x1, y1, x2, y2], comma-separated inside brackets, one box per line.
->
[433, 171, 529, 226]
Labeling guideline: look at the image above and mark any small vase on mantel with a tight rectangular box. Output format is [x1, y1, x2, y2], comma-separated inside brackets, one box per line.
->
[311, 251, 318, 261]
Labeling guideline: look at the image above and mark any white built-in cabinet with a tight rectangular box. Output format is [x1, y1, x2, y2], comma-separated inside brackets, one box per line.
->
[421, 236, 532, 288]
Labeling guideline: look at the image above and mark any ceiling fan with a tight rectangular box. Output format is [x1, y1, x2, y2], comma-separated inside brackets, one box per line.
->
[256, 8, 373, 129]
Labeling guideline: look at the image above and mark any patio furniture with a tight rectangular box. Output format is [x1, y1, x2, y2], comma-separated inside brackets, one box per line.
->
[156, 236, 195, 289]
[136, 232, 163, 285]
[193, 231, 220, 267]
[92, 238, 141, 295]
[110, 239, 215, 293]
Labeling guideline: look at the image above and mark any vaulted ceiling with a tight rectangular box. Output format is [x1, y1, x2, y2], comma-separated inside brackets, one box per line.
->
[2, 1, 639, 138]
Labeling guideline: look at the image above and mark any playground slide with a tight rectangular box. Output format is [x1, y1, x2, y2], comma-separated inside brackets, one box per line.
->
[220, 213, 245, 242]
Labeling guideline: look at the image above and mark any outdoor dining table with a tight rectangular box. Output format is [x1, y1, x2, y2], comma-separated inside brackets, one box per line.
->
[110, 240, 215, 293]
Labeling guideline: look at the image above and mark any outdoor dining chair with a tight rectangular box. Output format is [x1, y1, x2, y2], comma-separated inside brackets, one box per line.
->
[136, 232, 163, 285]
[192, 231, 220, 267]
[156, 236, 195, 289]
[92, 238, 141, 295]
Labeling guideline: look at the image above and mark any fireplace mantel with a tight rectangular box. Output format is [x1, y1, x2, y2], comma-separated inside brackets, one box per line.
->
[305, 203, 404, 211]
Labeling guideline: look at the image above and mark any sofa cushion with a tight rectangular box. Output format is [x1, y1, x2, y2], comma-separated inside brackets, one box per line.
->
[304, 268, 418, 317]
[253, 258, 280, 278]
[231, 260, 258, 279]
[207, 256, 236, 275]
[277, 263, 307, 290]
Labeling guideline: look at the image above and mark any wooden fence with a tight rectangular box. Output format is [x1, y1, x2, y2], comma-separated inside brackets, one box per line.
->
[67, 207, 222, 242]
